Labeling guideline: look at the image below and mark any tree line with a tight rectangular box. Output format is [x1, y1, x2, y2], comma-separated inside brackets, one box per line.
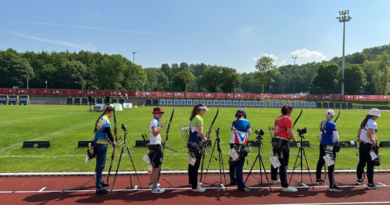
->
[1, 44, 390, 95]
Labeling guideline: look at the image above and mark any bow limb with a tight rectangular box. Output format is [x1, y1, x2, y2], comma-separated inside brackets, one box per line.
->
[292, 109, 302, 129]
[334, 109, 340, 123]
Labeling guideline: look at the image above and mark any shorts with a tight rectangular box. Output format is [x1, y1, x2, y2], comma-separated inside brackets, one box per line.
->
[149, 145, 163, 168]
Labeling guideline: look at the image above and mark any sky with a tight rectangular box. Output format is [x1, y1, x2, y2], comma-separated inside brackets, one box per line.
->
[1, 0, 390, 73]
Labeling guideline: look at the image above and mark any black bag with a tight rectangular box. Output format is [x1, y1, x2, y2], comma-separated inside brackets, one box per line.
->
[334, 143, 341, 153]
[187, 142, 203, 157]
[372, 145, 380, 166]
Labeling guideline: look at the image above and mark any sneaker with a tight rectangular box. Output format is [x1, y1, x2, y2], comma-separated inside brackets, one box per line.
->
[328, 185, 343, 192]
[281, 186, 298, 192]
[151, 187, 165, 194]
[96, 188, 111, 195]
[229, 181, 237, 186]
[148, 183, 160, 189]
[356, 179, 364, 185]
[367, 184, 381, 190]
[191, 182, 206, 192]
[237, 187, 251, 192]
[100, 181, 110, 187]
[272, 179, 281, 184]
[315, 179, 326, 185]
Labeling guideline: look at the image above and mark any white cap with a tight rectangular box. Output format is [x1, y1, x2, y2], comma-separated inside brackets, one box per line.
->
[199, 106, 209, 111]
[326, 109, 335, 116]
[368, 108, 381, 117]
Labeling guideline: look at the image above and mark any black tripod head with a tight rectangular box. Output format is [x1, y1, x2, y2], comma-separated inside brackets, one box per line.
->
[296, 127, 307, 139]
[253, 129, 264, 146]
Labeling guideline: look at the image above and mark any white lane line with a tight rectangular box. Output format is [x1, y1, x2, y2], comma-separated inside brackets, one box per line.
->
[0, 184, 388, 194]
[377, 182, 386, 186]
[39, 187, 46, 192]
[267, 202, 390, 205]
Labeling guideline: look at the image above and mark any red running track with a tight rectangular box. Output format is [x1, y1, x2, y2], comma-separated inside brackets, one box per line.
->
[1, 172, 390, 205]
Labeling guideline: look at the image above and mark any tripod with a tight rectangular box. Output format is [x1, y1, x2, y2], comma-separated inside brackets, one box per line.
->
[289, 128, 314, 189]
[244, 129, 272, 191]
[202, 128, 228, 192]
[110, 124, 142, 193]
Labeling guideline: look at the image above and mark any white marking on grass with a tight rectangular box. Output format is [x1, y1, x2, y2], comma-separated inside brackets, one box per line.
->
[0, 120, 95, 153]
[39, 187, 46, 192]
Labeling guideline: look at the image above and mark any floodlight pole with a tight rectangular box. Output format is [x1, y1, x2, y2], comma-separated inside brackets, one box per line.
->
[337, 10, 352, 95]
[45, 81, 47, 89]
[292, 56, 297, 94]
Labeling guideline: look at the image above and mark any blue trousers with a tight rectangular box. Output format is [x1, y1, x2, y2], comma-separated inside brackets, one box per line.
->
[94, 143, 108, 189]
[229, 144, 246, 189]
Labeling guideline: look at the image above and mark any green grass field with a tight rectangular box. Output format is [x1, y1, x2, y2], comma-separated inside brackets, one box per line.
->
[1, 105, 389, 173]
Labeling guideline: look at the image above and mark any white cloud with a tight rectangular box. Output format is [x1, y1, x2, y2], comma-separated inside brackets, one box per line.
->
[290, 49, 327, 63]
[9, 21, 155, 35]
[279, 60, 287, 66]
[253, 53, 278, 62]
[1, 30, 95, 50]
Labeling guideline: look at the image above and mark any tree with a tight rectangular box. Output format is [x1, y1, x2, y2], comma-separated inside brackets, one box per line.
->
[312, 64, 340, 94]
[95, 54, 126, 90]
[191, 63, 208, 77]
[172, 71, 196, 92]
[0, 49, 34, 88]
[344, 64, 366, 94]
[179, 62, 190, 72]
[255, 56, 278, 93]
[161, 63, 172, 89]
[200, 66, 222, 92]
[241, 73, 263, 93]
[219, 67, 241, 93]
[171, 63, 179, 75]
[364, 52, 390, 94]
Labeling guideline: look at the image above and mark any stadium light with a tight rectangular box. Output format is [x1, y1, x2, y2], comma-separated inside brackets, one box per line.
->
[132, 52, 137, 91]
[292, 56, 297, 94]
[45, 80, 47, 89]
[337, 10, 352, 95]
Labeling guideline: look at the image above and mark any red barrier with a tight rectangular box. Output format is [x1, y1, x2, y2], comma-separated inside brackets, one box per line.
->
[2, 88, 390, 102]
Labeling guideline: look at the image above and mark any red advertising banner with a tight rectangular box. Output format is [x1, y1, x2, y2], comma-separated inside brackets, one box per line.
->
[204, 93, 214, 98]
[3, 88, 390, 102]
[173, 92, 184, 98]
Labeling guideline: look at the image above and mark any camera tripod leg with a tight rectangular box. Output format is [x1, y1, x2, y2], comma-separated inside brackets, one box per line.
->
[125, 144, 143, 189]
[217, 138, 227, 192]
[302, 148, 314, 189]
[259, 155, 272, 191]
[289, 149, 301, 185]
[201, 138, 217, 185]
[244, 154, 259, 183]
[110, 144, 125, 193]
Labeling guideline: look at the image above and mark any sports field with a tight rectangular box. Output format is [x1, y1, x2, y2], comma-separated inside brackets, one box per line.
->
[1, 105, 389, 172]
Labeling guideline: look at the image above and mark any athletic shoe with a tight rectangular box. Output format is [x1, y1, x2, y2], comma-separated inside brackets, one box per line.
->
[281, 186, 298, 192]
[367, 184, 381, 190]
[315, 179, 326, 185]
[229, 181, 237, 186]
[328, 185, 343, 192]
[191, 182, 206, 192]
[148, 183, 160, 189]
[101, 181, 110, 187]
[272, 179, 281, 184]
[96, 188, 111, 195]
[151, 187, 165, 194]
[356, 179, 364, 185]
[237, 187, 251, 192]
